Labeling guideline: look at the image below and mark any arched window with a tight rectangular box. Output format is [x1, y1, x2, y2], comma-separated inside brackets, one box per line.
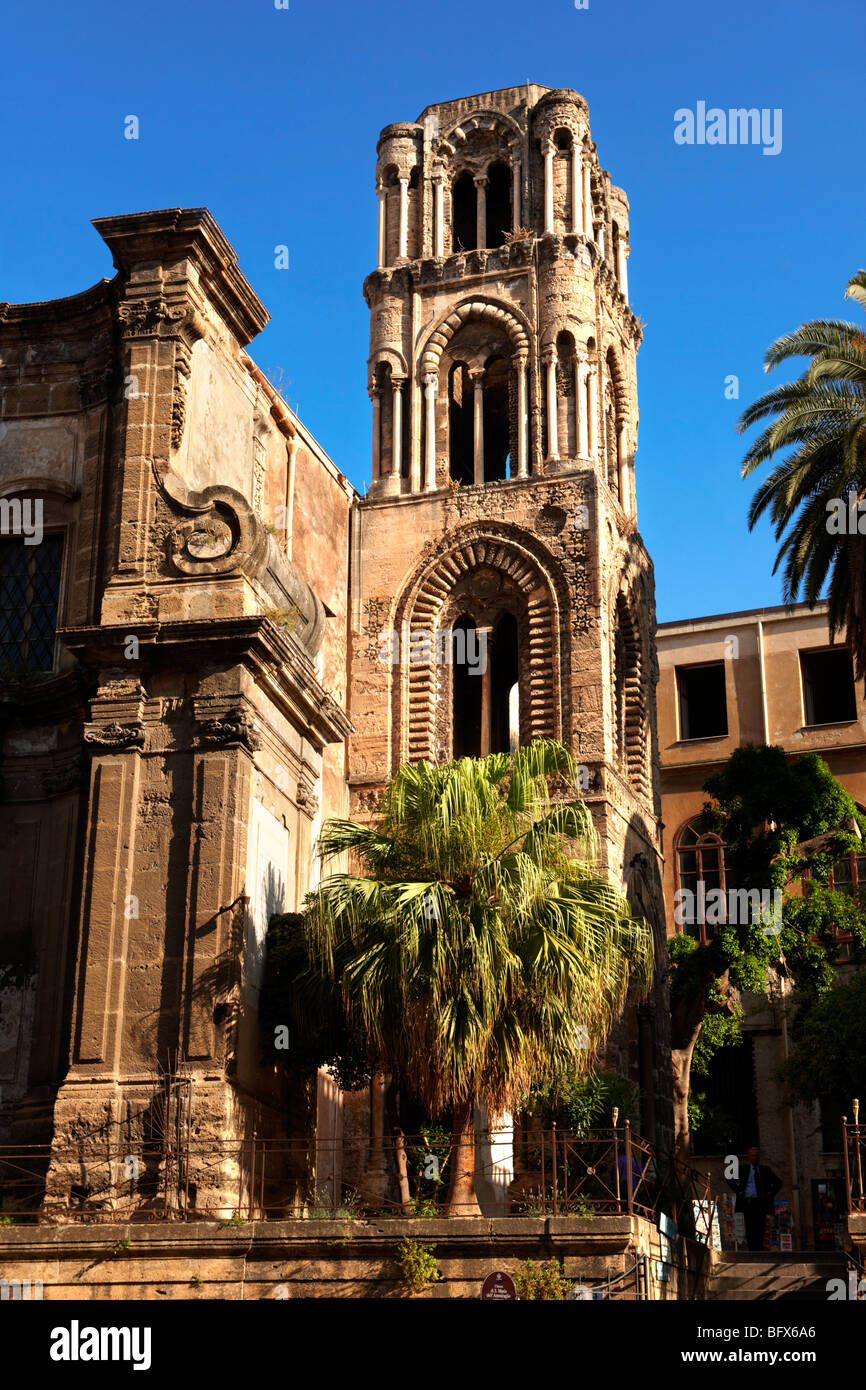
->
[450, 607, 520, 758]
[605, 348, 626, 502]
[830, 850, 866, 896]
[451, 173, 477, 252]
[556, 330, 577, 459]
[485, 163, 512, 247]
[553, 129, 573, 232]
[406, 167, 421, 260]
[809, 838, 866, 957]
[482, 355, 511, 481]
[611, 221, 620, 283]
[374, 361, 393, 480]
[381, 166, 400, 266]
[440, 316, 518, 487]
[585, 337, 596, 459]
[490, 611, 518, 754]
[452, 614, 482, 758]
[674, 820, 732, 945]
[448, 362, 474, 484]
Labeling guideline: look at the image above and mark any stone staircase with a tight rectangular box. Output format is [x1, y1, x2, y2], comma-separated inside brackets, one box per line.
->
[708, 1251, 848, 1301]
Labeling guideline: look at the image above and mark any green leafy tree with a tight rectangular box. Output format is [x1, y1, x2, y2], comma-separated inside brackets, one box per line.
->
[287, 739, 653, 1215]
[781, 969, 866, 1147]
[528, 1068, 641, 1136]
[739, 270, 866, 674]
[669, 743, 866, 1157]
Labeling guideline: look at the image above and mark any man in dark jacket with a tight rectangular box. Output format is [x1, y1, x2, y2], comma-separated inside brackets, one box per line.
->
[727, 1147, 783, 1250]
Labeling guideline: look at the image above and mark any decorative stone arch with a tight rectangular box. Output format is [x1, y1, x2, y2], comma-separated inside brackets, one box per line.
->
[603, 343, 630, 425]
[536, 112, 585, 149]
[539, 311, 584, 350]
[392, 523, 569, 765]
[419, 297, 531, 378]
[603, 344, 630, 501]
[438, 109, 523, 158]
[367, 346, 408, 393]
[611, 563, 652, 800]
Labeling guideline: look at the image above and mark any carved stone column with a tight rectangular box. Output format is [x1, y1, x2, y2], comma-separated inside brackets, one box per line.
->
[398, 177, 410, 260]
[423, 373, 438, 492]
[571, 144, 583, 234]
[588, 363, 599, 461]
[471, 366, 485, 486]
[583, 157, 592, 238]
[376, 181, 386, 268]
[577, 357, 590, 459]
[543, 348, 559, 461]
[391, 378, 403, 480]
[433, 176, 445, 257]
[370, 383, 382, 480]
[543, 142, 555, 234]
[619, 238, 629, 302]
[474, 175, 488, 249]
[479, 626, 494, 756]
[511, 159, 521, 229]
[515, 354, 529, 478]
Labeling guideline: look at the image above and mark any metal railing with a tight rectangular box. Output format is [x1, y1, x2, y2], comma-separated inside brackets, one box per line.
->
[0, 1124, 714, 1227]
[843, 1115, 865, 1212]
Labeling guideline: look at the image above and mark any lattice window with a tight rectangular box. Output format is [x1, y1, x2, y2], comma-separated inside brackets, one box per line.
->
[674, 820, 732, 944]
[0, 535, 63, 676]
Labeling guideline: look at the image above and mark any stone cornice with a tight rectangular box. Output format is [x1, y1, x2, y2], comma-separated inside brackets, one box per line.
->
[57, 618, 353, 749]
[0, 280, 114, 336]
[0, 668, 90, 727]
[93, 207, 269, 347]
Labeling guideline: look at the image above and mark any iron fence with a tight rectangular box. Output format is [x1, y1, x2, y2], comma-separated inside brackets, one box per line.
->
[0, 1123, 714, 1227]
[843, 1115, 865, 1212]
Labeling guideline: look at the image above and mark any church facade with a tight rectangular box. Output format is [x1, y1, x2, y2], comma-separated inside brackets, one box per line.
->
[0, 86, 672, 1219]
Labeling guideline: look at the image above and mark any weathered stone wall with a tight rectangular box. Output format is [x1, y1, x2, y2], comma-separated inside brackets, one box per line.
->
[0, 210, 354, 1204]
[0, 1215, 710, 1300]
[357, 86, 670, 1151]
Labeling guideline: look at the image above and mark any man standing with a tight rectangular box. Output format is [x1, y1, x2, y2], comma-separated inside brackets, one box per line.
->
[727, 1147, 783, 1251]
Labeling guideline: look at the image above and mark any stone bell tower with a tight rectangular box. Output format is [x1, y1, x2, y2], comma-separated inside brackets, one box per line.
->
[350, 85, 672, 1144]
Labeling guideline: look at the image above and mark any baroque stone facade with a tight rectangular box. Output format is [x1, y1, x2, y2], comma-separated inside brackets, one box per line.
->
[0, 208, 353, 1214]
[0, 86, 673, 1221]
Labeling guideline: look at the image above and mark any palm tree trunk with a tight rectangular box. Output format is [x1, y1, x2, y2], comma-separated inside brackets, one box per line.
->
[672, 1035, 699, 1162]
[384, 1078, 412, 1214]
[392, 1128, 412, 1216]
[445, 1097, 481, 1217]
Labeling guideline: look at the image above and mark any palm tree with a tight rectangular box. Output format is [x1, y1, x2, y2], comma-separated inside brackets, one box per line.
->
[300, 738, 653, 1216]
[739, 270, 866, 672]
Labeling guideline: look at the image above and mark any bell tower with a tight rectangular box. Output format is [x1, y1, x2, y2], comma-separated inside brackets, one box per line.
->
[350, 85, 671, 1141]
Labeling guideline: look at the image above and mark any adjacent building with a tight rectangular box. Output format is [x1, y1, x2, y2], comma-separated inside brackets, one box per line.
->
[658, 601, 866, 1246]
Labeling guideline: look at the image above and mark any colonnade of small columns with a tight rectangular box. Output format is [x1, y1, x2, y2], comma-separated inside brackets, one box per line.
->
[369, 373, 406, 486]
[377, 159, 524, 265]
[541, 345, 630, 506]
[420, 353, 528, 492]
[370, 348, 631, 511]
[376, 150, 629, 303]
[540, 136, 629, 302]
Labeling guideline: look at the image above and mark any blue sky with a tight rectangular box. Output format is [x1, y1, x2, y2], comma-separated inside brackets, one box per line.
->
[1, 0, 862, 621]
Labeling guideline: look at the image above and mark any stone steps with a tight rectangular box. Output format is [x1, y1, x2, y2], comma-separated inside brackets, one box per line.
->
[708, 1252, 847, 1301]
